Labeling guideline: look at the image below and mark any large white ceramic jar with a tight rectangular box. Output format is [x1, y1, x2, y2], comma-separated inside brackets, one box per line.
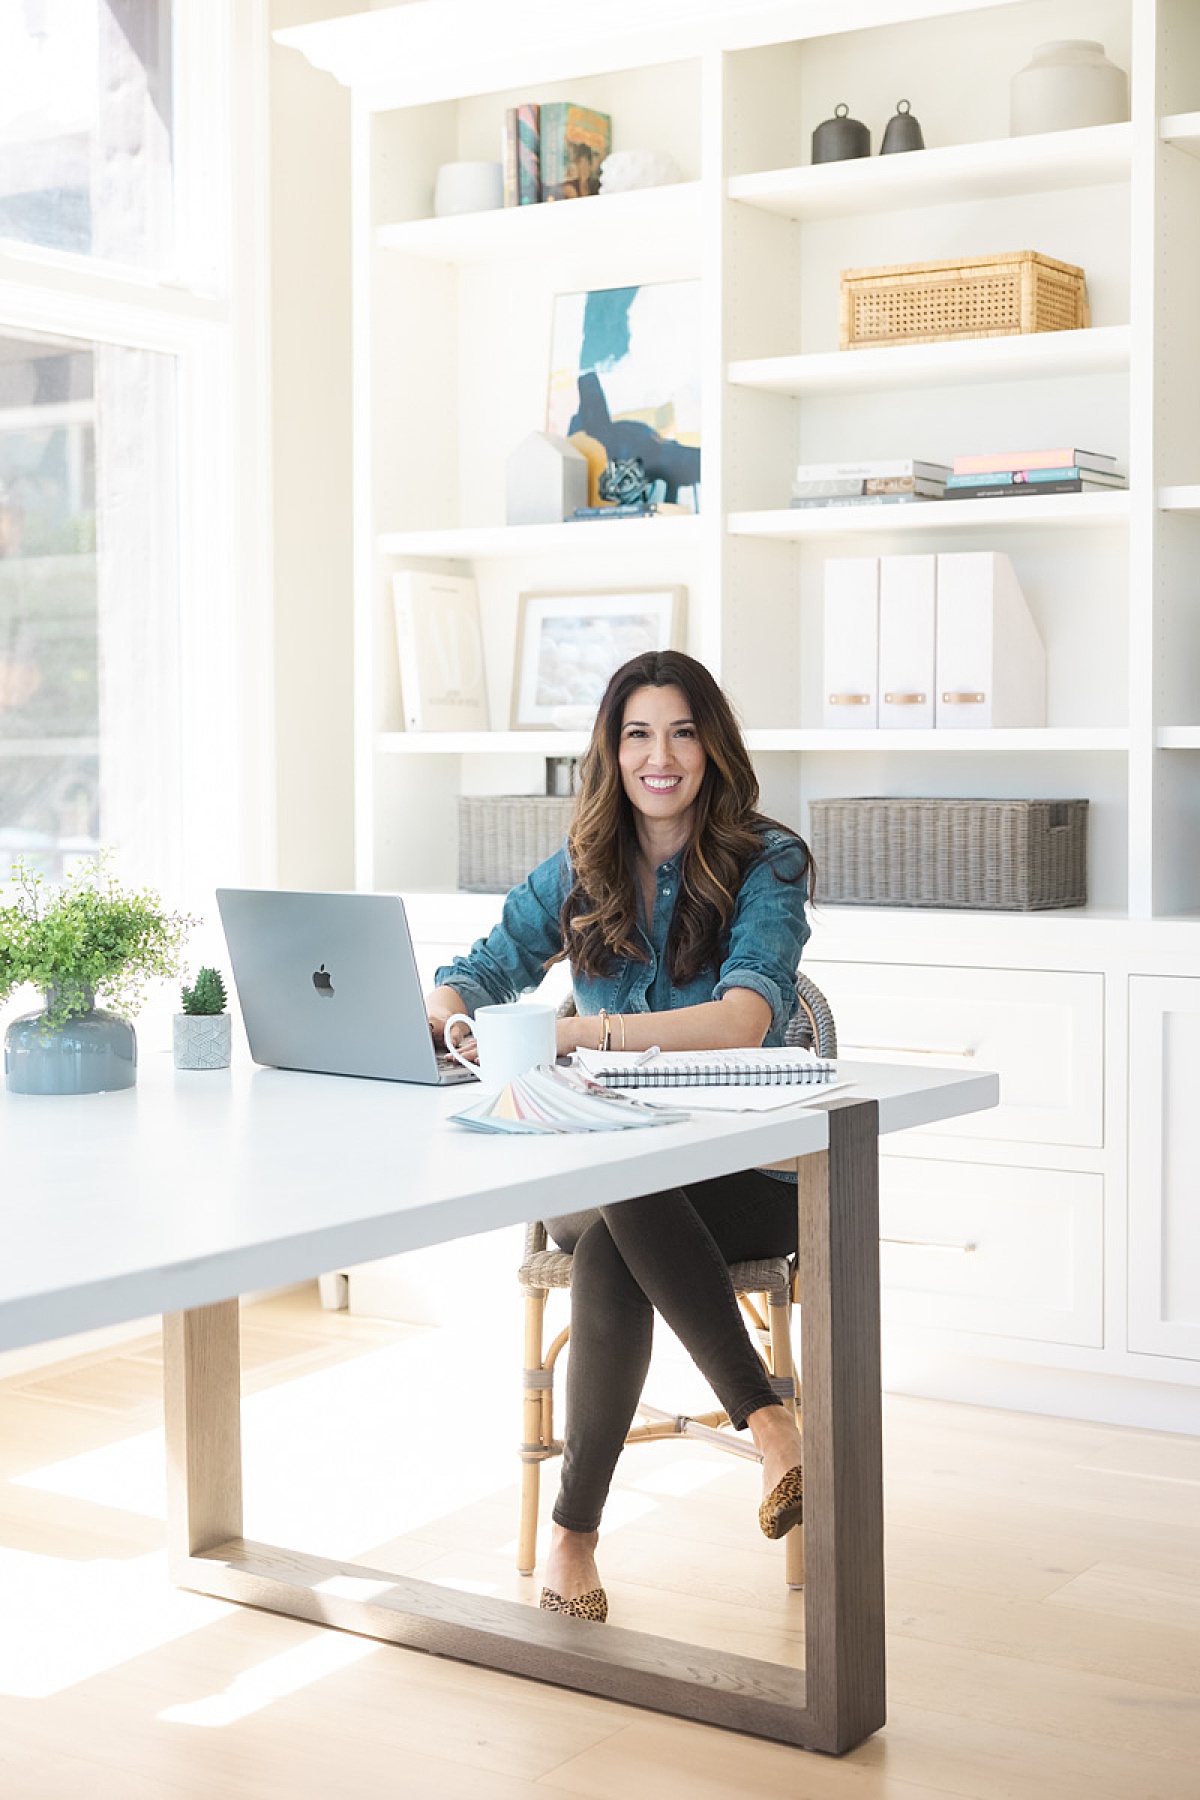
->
[1010, 40, 1129, 136]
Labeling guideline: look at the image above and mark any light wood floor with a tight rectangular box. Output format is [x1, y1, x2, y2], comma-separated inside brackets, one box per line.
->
[1, 1286, 1198, 1799]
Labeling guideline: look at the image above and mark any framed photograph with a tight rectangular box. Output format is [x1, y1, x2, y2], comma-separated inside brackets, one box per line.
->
[510, 586, 686, 729]
[392, 571, 490, 732]
[546, 280, 702, 512]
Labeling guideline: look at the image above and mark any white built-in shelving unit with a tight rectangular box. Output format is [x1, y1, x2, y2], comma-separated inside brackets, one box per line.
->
[280, 0, 1200, 1424]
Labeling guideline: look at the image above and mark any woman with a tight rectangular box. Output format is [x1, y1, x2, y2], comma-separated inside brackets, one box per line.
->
[426, 650, 812, 1621]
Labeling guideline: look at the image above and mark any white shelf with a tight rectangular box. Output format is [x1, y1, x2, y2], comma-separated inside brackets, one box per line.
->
[728, 123, 1131, 223]
[380, 731, 588, 756]
[377, 516, 703, 559]
[376, 181, 703, 265]
[745, 728, 1129, 753]
[1159, 486, 1200, 512]
[729, 492, 1130, 539]
[1161, 112, 1200, 158]
[1157, 728, 1200, 749]
[728, 326, 1130, 398]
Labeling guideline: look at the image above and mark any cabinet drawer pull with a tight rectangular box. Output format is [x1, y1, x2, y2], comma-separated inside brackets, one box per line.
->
[841, 1039, 976, 1059]
[828, 692, 872, 705]
[941, 691, 986, 704]
[882, 1237, 978, 1253]
[883, 692, 927, 705]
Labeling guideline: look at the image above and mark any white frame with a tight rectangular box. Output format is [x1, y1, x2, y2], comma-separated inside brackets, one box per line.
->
[510, 585, 687, 728]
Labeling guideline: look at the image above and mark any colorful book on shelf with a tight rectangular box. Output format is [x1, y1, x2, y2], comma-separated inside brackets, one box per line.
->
[952, 448, 1121, 475]
[503, 104, 541, 205]
[539, 103, 611, 200]
[575, 1047, 838, 1088]
[793, 458, 950, 482]
[792, 476, 945, 499]
[942, 478, 1121, 500]
[945, 467, 1127, 489]
[789, 492, 938, 509]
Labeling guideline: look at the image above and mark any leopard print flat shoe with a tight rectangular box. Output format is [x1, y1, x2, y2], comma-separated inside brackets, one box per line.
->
[539, 1585, 609, 1623]
[759, 1463, 804, 1540]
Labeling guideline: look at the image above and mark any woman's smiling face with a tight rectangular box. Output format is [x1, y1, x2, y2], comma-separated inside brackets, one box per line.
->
[617, 683, 707, 831]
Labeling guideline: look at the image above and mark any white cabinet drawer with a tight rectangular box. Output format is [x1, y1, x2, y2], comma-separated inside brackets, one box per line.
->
[879, 1157, 1103, 1346]
[806, 960, 1104, 1147]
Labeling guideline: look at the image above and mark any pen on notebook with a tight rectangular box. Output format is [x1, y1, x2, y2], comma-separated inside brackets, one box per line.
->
[633, 1045, 661, 1067]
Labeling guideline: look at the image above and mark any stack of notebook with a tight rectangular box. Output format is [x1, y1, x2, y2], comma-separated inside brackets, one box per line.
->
[790, 459, 949, 509]
[944, 448, 1128, 500]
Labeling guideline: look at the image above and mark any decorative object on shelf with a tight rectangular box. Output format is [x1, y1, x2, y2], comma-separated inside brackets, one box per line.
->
[458, 795, 577, 893]
[174, 967, 231, 1071]
[945, 446, 1126, 500]
[811, 103, 870, 163]
[808, 797, 1088, 911]
[1010, 41, 1129, 137]
[545, 756, 578, 797]
[824, 556, 879, 728]
[839, 250, 1089, 350]
[511, 586, 686, 729]
[503, 103, 541, 206]
[433, 160, 504, 217]
[392, 572, 489, 732]
[1, 857, 192, 1094]
[548, 280, 701, 511]
[506, 430, 589, 526]
[598, 149, 682, 192]
[879, 99, 924, 154]
[879, 554, 936, 729]
[539, 102, 611, 200]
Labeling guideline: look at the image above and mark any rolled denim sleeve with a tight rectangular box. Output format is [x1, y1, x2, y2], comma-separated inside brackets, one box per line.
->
[434, 845, 570, 1014]
[712, 833, 811, 1042]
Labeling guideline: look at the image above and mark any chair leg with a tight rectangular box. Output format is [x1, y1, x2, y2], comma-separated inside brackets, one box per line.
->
[518, 1287, 549, 1576]
[769, 1290, 805, 1591]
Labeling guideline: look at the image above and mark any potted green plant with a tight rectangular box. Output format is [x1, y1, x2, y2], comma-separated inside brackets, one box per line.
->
[1, 857, 193, 1095]
[174, 966, 232, 1070]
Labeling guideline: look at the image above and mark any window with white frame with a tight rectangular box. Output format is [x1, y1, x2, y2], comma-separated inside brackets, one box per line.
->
[0, 0, 253, 896]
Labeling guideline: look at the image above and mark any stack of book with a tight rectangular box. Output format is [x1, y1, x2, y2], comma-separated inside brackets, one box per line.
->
[502, 103, 612, 206]
[790, 459, 950, 509]
[944, 448, 1128, 500]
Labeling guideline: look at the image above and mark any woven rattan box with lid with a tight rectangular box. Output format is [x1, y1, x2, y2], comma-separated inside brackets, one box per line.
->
[839, 250, 1089, 349]
[809, 797, 1088, 910]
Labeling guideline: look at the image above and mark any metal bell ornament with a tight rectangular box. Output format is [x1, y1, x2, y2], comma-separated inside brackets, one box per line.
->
[811, 103, 871, 164]
[879, 99, 925, 154]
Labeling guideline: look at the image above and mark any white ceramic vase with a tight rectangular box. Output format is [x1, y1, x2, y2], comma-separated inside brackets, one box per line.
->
[1010, 40, 1129, 137]
[433, 161, 504, 216]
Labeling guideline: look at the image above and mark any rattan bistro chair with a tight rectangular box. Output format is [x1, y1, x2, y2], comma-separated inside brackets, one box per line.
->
[516, 972, 837, 1591]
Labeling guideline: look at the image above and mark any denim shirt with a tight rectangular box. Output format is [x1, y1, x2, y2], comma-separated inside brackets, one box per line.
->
[435, 826, 811, 1046]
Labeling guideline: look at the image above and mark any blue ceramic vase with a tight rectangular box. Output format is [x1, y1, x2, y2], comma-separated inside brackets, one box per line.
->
[4, 987, 137, 1095]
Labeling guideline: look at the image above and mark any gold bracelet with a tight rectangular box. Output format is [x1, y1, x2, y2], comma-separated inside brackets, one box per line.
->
[616, 1013, 626, 1051]
[597, 1008, 610, 1052]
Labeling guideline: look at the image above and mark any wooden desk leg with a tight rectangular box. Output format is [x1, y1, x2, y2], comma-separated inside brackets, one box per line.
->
[796, 1098, 885, 1754]
[163, 1301, 243, 1579]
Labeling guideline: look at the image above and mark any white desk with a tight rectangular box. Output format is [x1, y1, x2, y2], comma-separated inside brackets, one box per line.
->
[0, 1052, 997, 1755]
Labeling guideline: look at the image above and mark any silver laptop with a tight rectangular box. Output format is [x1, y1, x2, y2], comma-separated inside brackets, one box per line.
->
[216, 888, 476, 1084]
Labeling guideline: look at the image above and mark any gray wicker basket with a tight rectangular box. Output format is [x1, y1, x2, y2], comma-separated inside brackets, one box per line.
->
[458, 795, 575, 893]
[809, 797, 1088, 911]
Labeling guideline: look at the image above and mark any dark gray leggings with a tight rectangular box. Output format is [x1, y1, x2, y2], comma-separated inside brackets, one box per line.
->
[546, 1169, 798, 1534]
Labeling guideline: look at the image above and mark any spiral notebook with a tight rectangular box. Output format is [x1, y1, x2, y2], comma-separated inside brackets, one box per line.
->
[575, 1047, 838, 1088]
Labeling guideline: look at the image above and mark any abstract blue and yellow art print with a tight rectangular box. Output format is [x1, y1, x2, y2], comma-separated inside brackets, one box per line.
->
[546, 281, 701, 512]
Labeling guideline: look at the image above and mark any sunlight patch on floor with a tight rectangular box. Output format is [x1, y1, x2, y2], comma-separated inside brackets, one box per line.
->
[157, 1630, 381, 1728]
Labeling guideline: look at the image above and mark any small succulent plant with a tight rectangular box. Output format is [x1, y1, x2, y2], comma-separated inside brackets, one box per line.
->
[181, 966, 227, 1016]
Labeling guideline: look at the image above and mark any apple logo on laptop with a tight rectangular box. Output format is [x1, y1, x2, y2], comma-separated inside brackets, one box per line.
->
[312, 963, 334, 996]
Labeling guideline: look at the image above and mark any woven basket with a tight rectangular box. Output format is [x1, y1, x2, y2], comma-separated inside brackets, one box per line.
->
[458, 795, 575, 893]
[809, 798, 1088, 911]
[839, 251, 1089, 350]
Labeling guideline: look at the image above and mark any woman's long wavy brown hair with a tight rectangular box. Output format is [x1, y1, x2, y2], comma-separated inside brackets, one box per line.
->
[553, 651, 813, 983]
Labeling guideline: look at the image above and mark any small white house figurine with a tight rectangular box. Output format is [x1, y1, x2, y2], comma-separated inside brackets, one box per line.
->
[506, 431, 589, 527]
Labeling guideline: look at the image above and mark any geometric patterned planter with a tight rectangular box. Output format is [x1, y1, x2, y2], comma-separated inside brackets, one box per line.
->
[173, 1013, 232, 1070]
